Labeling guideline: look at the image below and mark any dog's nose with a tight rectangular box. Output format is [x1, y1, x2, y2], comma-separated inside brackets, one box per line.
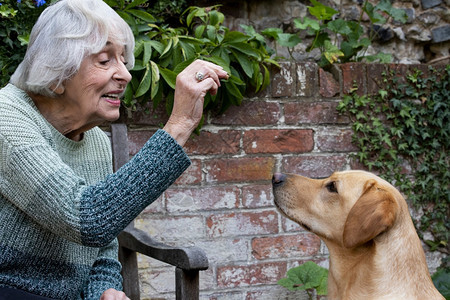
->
[272, 173, 286, 186]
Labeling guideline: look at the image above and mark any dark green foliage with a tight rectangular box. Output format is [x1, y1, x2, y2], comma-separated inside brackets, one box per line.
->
[104, 1, 278, 132]
[263, 0, 407, 67]
[337, 65, 449, 253]
[0, 0, 55, 86]
[278, 261, 328, 299]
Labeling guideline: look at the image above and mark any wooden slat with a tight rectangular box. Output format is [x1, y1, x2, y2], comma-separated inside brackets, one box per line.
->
[111, 123, 129, 172]
[111, 123, 209, 300]
[118, 225, 208, 271]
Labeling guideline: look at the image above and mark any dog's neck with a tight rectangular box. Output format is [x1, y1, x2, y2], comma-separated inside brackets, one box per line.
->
[324, 215, 441, 300]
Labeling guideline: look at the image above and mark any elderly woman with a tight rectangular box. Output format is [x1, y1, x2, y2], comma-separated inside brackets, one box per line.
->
[0, 0, 228, 299]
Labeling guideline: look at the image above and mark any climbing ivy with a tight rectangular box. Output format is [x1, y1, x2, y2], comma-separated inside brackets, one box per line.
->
[337, 65, 449, 253]
[262, 0, 407, 67]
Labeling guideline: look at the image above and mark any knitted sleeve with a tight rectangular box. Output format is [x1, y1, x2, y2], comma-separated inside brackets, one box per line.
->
[82, 239, 123, 300]
[79, 130, 191, 247]
[0, 92, 191, 247]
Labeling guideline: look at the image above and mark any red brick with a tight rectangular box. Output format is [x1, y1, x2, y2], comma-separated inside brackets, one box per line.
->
[204, 157, 276, 183]
[251, 233, 321, 260]
[319, 68, 340, 98]
[135, 215, 204, 243]
[367, 64, 387, 95]
[210, 100, 280, 126]
[128, 130, 157, 155]
[315, 128, 358, 152]
[408, 64, 430, 82]
[271, 62, 295, 97]
[284, 101, 350, 125]
[242, 184, 273, 208]
[174, 159, 202, 185]
[243, 129, 314, 154]
[282, 155, 348, 178]
[296, 62, 319, 97]
[184, 130, 240, 155]
[141, 195, 164, 214]
[387, 63, 408, 85]
[349, 158, 374, 173]
[165, 186, 240, 212]
[217, 261, 287, 288]
[206, 211, 279, 238]
[246, 288, 308, 299]
[341, 62, 366, 95]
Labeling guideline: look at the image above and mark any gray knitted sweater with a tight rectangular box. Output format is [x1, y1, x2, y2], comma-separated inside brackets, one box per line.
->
[0, 84, 191, 299]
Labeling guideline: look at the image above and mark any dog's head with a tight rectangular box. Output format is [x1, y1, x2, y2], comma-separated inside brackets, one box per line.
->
[272, 170, 402, 248]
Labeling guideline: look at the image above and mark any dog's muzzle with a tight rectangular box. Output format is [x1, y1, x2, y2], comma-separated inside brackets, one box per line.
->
[272, 173, 286, 187]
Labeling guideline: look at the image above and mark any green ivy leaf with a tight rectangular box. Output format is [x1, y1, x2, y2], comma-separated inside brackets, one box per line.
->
[142, 41, 153, 65]
[222, 31, 250, 43]
[276, 33, 302, 48]
[227, 42, 260, 59]
[223, 81, 243, 105]
[126, 9, 156, 23]
[278, 261, 328, 294]
[135, 63, 151, 98]
[363, 2, 386, 24]
[375, 0, 407, 24]
[17, 34, 29, 46]
[261, 27, 283, 39]
[202, 56, 231, 74]
[327, 19, 352, 35]
[323, 41, 344, 64]
[230, 49, 254, 78]
[150, 60, 159, 99]
[293, 17, 320, 31]
[124, 0, 148, 10]
[308, 0, 338, 21]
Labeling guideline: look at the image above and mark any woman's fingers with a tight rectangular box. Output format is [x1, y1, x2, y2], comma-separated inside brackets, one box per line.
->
[182, 59, 228, 86]
[163, 59, 228, 146]
[100, 288, 130, 300]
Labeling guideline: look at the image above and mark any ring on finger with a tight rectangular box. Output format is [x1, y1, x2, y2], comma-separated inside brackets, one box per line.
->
[195, 71, 205, 82]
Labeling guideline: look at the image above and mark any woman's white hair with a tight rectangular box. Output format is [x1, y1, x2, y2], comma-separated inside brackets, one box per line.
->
[10, 0, 135, 97]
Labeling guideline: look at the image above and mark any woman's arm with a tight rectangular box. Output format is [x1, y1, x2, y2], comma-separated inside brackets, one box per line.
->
[82, 239, 124, 300]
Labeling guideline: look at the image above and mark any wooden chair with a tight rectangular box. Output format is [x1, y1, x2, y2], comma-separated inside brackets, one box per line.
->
[109, 123, 209, 300]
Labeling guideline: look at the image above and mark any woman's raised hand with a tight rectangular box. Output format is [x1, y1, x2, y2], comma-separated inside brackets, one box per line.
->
[163, 60, 229, 146]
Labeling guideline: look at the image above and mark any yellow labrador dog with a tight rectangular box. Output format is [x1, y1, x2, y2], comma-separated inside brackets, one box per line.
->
[272, 170, 444, 300]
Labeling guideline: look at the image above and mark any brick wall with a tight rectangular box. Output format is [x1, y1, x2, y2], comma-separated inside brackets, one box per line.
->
[117, 61, 442, 300]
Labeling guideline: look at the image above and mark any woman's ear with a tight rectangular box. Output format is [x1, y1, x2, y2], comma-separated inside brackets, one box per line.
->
[343, 180, 398, 248]
[51, 84, 65, 95]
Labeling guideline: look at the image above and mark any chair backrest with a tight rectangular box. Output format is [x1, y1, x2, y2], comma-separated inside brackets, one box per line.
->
[109, 123, 209, 300]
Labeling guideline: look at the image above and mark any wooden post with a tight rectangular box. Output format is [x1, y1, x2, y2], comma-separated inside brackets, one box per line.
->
[176, 268, 200, 300]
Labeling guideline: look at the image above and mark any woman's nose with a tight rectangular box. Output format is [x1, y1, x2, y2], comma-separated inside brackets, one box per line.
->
[114, 62, 132, 84]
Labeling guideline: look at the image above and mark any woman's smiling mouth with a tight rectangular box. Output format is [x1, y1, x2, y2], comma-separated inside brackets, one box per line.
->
[101, 92, 122, 106]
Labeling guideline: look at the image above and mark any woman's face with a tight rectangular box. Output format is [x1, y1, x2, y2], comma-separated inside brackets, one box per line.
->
[62, 41, 132, 126]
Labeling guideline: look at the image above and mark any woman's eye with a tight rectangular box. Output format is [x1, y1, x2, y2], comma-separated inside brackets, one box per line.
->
[100, 60, 110, 65]
[326, 181, 338, 193]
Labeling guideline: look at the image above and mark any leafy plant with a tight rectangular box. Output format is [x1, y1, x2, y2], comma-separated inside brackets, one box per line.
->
[277, 261, 328, 299]
[432, 257, 450, 300]
[0, 0, 53, 86]
[337, 65, 449, 253]
[262, 0, 407, 67]
[105, 1, 279, 132]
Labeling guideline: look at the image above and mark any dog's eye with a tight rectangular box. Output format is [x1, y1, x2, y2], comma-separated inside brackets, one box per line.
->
[326, 181, 338, 193]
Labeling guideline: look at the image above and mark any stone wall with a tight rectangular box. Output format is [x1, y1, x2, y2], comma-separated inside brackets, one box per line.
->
[191, 0, 450, 64]
[116, 61, 445, 299]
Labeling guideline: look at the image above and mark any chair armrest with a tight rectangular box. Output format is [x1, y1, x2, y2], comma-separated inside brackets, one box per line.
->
[118, 224, 209, 271]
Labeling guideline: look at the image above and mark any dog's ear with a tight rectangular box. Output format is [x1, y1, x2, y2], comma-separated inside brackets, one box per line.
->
[343, 180, 398, 248]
